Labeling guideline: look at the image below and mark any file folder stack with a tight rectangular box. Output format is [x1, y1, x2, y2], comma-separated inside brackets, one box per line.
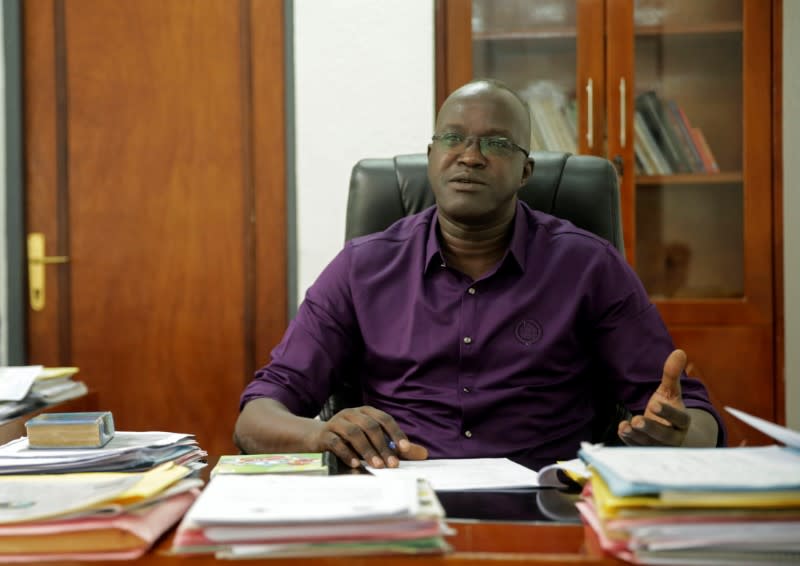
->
[0, 430, 208, 561]
[0, 366, 88, 423]
[576, 408, 800, 565]
[171, 474, 452, 558]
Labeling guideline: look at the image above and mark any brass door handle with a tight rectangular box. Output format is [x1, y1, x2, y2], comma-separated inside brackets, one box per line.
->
[27, 233, 70, 311]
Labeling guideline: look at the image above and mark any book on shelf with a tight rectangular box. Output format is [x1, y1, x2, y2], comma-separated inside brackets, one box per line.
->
[635, 91, 692, 174]
[690, 127, 720, 173]
[667, 100, 706, 173]
[210, 453, 331, 477]
[634, 110, 671, 175]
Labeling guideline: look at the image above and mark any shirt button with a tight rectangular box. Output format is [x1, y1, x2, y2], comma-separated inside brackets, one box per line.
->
[463, 387, 470, 393]
[467, 287, 476, 295]
[463, 336, 472, 344]
[464, 430, 473, 438]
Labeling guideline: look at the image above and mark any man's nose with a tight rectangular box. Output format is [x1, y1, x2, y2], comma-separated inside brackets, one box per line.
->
[458, 138, 487, 167]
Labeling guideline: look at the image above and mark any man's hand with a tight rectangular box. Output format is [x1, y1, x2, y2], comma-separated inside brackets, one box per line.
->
[618, 349, 692, 446]
[311, 406, 428, 469]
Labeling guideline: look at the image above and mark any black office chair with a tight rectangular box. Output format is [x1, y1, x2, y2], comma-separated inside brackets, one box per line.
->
[320, 151, 630, 444]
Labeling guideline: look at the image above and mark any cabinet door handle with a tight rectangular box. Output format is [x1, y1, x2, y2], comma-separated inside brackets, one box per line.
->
[619, 77, 626, 148]
[585, 78, 594, 149]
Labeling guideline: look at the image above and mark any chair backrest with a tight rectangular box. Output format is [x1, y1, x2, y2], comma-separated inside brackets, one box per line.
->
[346, 151, 624, 253]
[320, 151, 628, 444]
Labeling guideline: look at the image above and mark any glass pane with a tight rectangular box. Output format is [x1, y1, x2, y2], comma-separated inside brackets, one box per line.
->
[472, 0, 578, 153]
[632, 0, 744, 299]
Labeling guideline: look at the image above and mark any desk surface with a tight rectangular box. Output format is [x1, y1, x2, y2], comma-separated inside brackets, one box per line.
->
[46, 522, 619, 565]
[0, 399, 621, 564]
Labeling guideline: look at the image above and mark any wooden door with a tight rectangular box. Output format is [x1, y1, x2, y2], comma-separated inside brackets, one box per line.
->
[23, 0, 287, 459]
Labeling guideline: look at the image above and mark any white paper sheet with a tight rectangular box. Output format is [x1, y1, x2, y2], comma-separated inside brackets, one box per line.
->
[186, 474, 420, 525]
[365, 458, 540, 491]
[724, 406, 800, 449]
[0, 366, 43, 401]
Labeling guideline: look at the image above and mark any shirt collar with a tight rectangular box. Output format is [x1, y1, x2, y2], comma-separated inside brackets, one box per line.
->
[424, 200, 529, 275]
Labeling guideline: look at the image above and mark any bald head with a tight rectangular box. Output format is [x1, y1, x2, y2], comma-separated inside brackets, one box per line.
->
[436, 80, 531, 151]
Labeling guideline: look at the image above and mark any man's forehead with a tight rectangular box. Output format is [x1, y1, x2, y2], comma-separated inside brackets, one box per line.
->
[437, 91, 522, 131]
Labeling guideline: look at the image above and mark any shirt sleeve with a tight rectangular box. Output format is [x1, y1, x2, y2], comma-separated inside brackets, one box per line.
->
[239, 243, 362, 417]
[587, 244, 727, 447]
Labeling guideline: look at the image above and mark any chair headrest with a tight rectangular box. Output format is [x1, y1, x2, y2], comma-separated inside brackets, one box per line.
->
[346, 151, 624, 254]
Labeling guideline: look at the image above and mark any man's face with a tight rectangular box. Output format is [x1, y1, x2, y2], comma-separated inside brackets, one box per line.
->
[427, 87, 532, 224]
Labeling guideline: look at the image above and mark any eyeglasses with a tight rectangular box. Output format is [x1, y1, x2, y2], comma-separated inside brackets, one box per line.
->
[431, 132, 530, 159]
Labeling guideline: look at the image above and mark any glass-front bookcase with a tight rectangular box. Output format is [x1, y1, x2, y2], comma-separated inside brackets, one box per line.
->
[437, 0, 780, 444]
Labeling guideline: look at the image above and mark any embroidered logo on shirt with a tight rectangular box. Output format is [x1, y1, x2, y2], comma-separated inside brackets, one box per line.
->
[515, 319, 542, 345]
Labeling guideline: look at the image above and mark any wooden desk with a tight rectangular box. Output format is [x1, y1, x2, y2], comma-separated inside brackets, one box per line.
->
[49, 522, 620, 565]
[0, 400, 621, 564]
[0, 392, 98, 445]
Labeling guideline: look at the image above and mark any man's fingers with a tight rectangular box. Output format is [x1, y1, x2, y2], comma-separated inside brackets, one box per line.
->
[658, 349, 686, 401]
[652, 401, 691, 430]
[401, 442, 429, 460]
[320, 432, 361, 468]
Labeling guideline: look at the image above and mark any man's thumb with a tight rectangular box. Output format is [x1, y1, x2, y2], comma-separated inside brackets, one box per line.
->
[659, 349, 686, 400]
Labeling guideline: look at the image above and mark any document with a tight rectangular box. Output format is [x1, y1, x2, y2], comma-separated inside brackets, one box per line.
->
[579, 443, 800, 497]
[0, 366, 43, 402]
[365, 458, 540, 491]
[185, 475, 421, 525]
[0, 462, 191, 523]
[724, 406, 800, 449]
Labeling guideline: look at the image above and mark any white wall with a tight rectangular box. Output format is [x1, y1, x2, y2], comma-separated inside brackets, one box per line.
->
[784, 0, 799, 429]
[293, 0, 435, 299]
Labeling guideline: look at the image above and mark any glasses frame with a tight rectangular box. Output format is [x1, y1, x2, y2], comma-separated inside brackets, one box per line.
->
[431, 133, 530, 159]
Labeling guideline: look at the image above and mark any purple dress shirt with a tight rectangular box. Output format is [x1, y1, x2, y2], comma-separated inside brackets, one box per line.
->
[241, 201, 725, 460]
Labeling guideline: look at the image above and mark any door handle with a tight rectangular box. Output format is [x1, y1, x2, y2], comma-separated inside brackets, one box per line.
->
[27, 233, 69, 311]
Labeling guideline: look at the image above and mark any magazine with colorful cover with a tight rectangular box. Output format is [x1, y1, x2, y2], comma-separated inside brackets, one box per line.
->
[211, 453, 331, 476]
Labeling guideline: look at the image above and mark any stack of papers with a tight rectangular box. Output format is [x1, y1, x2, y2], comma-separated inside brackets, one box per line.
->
[0, 366, 88, 423]
[0, 431, 206, 474]
[0, 463, 202, 562]
[171, 474, 451, 558]
[577, 407, 800, 565]
[0, 430, 208, 561]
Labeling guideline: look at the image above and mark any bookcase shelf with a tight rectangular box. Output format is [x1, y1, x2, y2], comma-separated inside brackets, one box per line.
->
[635, 22, 743, 37]
[637, 172, 743, 186]
[473, 28, 577, 41]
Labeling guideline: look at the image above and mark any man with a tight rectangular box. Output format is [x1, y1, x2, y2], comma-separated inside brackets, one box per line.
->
[235, 80, 724, 470]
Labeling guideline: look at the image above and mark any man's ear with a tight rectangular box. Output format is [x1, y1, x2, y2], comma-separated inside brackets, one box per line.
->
[427, 144, 432, 158]
[520, 156, 534, 186]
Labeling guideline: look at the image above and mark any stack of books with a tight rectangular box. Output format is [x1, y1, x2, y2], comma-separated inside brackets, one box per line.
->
[171, 454, 451, 558]
[0, 428, 206, 561]
[633, 91, 719, 176]
[577, 408, 800, 565]
[0, 366, 88, 423]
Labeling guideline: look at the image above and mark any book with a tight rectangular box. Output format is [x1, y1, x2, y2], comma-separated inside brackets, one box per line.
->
[25, 411, 115, 449]
[210, 453, 330, 476]
[665, 100, 705, 173]
[691, 127, 720, 173]
[635, 91, 691, 173]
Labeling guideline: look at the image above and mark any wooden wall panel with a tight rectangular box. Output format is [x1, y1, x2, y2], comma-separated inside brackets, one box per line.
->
[671, 325, 775, 446]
